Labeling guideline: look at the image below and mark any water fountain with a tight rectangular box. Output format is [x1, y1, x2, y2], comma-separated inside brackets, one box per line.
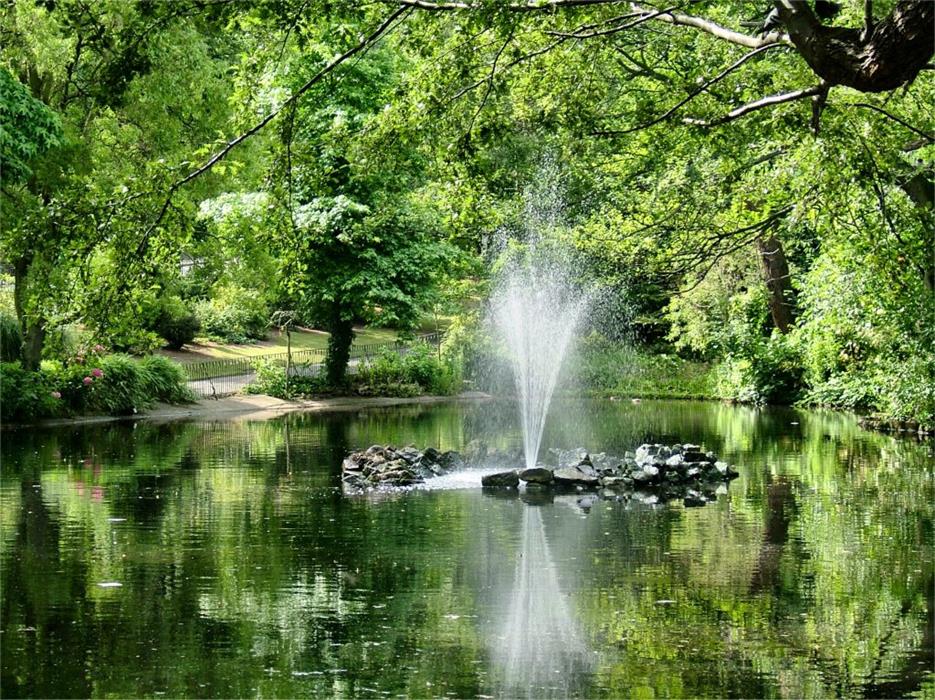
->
[492, 256, 589, 470]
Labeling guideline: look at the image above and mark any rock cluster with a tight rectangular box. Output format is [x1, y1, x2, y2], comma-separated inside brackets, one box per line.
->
[481, 443, 739, 507]
[342, 444, 463, 490]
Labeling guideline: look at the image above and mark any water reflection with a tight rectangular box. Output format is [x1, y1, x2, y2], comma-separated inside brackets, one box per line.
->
[497, 506, 591, 698]
[1, 400, 932, 698]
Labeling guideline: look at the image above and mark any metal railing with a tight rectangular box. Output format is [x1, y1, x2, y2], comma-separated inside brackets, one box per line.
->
[184, 332, 441, 398]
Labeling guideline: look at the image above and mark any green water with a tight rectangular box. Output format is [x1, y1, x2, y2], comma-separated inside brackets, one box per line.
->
[1, 399, 932, 698]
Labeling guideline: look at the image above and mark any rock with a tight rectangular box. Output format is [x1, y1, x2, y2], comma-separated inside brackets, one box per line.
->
[666, 454, 684, 467]
[635, 444, 660, 463]
[553, 466, 599, 488]
[519, 467, 553, 484]
[683, 495, 706, 508]
[422, 447, 441, 463]
[437, 450, 462, 471]
[481, 470, 519, 489]
[682, 451, 709, 463]
[600, 476, 630, 489]
[631, 469, 653, 484]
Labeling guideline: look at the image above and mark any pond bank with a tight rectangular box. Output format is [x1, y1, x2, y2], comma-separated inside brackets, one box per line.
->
[15, 392, 493, 429]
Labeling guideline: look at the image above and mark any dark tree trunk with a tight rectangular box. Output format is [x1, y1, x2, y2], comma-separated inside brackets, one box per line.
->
[325, 308, 354, 386]
[756, 234, 796, 333]
[13, 255, 45, 371]
[775, 0, 935, 92]
[899, 170, 935, 292]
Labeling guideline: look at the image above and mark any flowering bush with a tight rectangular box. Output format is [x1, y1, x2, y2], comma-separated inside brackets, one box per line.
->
[1, 353, 193, 423]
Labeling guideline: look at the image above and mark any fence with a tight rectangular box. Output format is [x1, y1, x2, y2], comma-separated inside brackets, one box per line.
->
[184, 332, 442, 398]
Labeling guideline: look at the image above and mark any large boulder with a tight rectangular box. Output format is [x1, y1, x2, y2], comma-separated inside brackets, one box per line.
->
[481, 470, 519, 489]
[519, 467, 553, 484]
[553, 466, 599, 488]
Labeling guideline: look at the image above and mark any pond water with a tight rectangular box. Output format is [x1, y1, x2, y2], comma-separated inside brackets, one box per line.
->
[1, 399, 933, 698]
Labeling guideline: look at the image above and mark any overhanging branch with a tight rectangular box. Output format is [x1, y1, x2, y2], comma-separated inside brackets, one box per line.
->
[683, 85, 824, 127]
[629, 2, 790, 49]
[593, 42, 787, 136]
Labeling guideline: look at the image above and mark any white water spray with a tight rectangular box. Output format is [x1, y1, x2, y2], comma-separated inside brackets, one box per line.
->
[493, 261, 588, 469]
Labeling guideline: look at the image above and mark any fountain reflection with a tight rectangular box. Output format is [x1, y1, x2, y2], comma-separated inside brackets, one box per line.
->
[494, 505, 593, 698]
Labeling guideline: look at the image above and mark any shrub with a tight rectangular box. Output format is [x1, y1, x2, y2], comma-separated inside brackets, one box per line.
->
[358, 343, 458, 395]
[1, 353, 192, 423]
[0, 362, 60, 423]
[247, 358, 291, 398]
[194, 284, 268, 344]
[154, 297, 200, 350]
[0, 313, 21, 362]
[573, 332, 714, 398]
[137, 355, 195, 404]
[716, 332, 804, 405]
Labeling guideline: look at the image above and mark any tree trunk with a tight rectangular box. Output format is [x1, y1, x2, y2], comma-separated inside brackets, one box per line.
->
[13, 255, 45, 371]
[775, 0, 935, 92]
[899, 170, 935, 292]
[325, 308, 354, 386]
[756, 234, 796, 333]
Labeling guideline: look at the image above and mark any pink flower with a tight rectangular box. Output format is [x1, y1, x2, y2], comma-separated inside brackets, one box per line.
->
[93, 344, 105, 353]
[50, 391, 62, 399]
[92, 368, 104, 378]
[83, 376, 93, 386]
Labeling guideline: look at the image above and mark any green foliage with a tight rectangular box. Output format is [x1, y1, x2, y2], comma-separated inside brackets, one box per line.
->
[153, 296, 200, 350]
[0, 312, 22, 362]
[0, 67, 62, 184]
[0, 352, 192, 423]
[715, 332, 804, 405]
[194, 284, 268, 344]
[358, 344, 460, 396]
[136, 355, 195, 405]
[0, 362, 58, 422]
[573, 333, 714, 399]
[246, 358, 292, 399]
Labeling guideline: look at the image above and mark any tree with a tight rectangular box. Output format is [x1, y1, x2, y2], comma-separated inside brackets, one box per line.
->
[0, 0, 243, 365]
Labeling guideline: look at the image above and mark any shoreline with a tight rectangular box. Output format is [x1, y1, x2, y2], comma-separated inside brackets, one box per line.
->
[7, 392, 494, 430]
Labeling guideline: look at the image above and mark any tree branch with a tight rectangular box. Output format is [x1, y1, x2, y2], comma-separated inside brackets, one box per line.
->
[593, 42, 786, 136]
[683, 85, 824, 128]
[850, 102, 935, 143]
[545, 6, 676, 39]
[629, 2, 790, 49]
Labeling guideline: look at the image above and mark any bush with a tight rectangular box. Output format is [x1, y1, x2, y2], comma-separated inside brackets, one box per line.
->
[358, 343, 458, 395]
[0, 362, 59, 423]
[716, 332, 804, 405]
[1, 353, 193, 423]
[194, 284, 268, 344]
[154, 297, 200, 350]
[0, 313, 21, 362]
[137, 355, 196, 404]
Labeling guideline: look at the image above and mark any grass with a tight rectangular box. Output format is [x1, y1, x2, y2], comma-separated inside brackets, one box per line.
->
[574, 345, 715, 400]
[160, 326, 403, 364]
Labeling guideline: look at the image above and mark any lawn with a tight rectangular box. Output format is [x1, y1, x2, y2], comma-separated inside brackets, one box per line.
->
[160, 326, 402, 364]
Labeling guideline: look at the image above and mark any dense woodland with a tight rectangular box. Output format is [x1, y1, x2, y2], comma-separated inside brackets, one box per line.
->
[1, 0, 933, 423]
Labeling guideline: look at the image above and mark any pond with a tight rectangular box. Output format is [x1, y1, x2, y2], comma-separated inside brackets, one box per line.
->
[1, 399, 933, 698]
